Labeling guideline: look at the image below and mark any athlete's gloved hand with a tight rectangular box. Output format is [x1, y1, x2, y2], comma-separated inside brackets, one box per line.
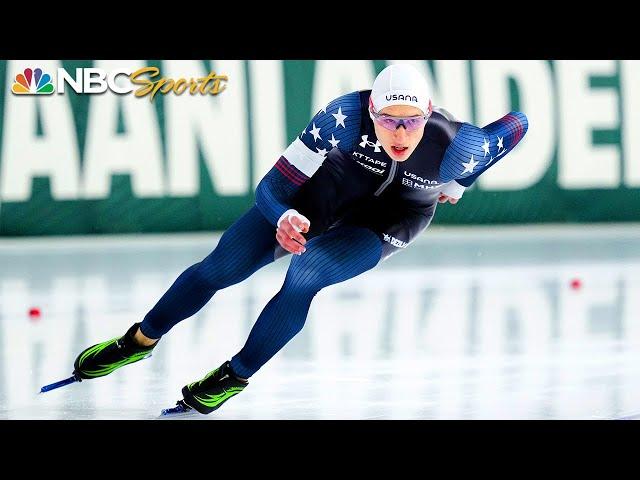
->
[276, 209, 311, 255]
[437, 194, 459, 204]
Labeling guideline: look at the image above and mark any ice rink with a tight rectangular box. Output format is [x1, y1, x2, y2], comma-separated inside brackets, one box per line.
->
[1, 224, 639, 420]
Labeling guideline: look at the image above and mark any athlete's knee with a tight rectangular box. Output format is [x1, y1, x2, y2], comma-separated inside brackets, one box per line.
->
[184, 261, 220, 291]
[284, 255, 334, 294]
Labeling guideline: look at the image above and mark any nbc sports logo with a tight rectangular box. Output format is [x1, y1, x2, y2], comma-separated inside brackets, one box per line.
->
[9, 66, 227, 100]
[12, 68, 54, 95]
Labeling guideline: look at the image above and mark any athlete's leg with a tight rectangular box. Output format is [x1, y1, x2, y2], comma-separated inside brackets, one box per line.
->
[140, 206, 280, 339]
[229, 225, 383, 378]
[73, 206, 282, 381]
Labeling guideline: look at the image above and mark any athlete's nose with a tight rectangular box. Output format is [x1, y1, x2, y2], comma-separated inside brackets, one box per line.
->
[393, 125, 408, 142]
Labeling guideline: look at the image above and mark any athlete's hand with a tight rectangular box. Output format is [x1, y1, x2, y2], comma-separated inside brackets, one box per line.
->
[438, 194, 459, 205]
[276, 209, 310, 255]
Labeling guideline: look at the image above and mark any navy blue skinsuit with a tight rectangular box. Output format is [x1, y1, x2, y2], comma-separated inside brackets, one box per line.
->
[258, 89, 528, 259]
[140, 89, 528, 378]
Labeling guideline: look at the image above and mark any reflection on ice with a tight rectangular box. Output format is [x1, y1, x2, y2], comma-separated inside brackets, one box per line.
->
[1, 227, 639, 419]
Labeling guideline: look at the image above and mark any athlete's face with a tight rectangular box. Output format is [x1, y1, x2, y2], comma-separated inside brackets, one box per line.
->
[373, 105, 426, 162]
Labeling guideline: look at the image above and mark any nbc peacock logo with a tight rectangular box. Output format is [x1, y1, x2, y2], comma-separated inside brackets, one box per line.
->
[12, 68, 55, 95]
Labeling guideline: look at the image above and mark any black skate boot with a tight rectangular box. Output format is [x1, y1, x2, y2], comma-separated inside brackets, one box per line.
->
[181, 361, 248, 414]
[73, 322, 158, 380]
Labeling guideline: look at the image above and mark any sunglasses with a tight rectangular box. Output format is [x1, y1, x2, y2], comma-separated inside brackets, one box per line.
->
[369, 109, 430, 132]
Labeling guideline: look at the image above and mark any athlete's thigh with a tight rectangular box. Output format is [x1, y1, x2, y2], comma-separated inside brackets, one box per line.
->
[205, 205, 280, 269]
[286, 224, 384, 285]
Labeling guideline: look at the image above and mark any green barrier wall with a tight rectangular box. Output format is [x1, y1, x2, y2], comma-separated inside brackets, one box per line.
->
[0, 60, 637, 235]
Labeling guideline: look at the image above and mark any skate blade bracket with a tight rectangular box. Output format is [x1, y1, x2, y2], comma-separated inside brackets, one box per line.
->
[159, 399, 198, 418]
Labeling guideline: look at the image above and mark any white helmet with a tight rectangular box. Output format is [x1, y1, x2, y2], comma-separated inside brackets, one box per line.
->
[369, 64, 432, 116]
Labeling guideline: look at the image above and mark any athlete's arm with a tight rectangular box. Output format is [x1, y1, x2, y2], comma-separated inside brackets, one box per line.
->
[438, 111, 529, 187]
[254, 92, 362, 227]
